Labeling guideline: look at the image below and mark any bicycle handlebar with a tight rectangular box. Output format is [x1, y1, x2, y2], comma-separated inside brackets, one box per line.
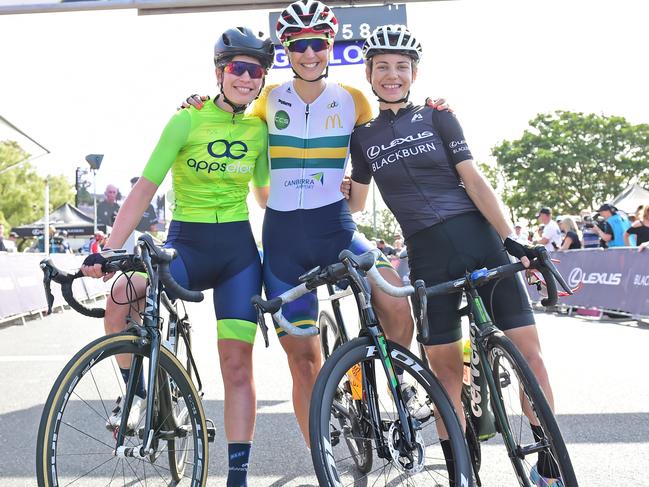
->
[250, 248, 380, 347]
[368, 246, 571, 301]
[40, 235, 203, 318]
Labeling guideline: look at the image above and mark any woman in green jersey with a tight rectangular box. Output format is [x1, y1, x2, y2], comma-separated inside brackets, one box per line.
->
[82, 27, 274, 486]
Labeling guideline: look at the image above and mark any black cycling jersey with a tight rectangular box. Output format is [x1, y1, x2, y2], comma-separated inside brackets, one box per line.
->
[350, 104, 477, 239]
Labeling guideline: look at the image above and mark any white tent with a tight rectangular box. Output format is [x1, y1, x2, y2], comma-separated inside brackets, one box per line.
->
[611, 183, 649, 215]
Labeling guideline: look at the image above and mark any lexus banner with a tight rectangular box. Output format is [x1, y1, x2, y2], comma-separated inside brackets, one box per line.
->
[530, 248, 649, 316]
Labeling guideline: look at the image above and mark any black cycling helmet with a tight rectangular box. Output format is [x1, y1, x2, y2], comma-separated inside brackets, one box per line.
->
[214, 26, 275, 70]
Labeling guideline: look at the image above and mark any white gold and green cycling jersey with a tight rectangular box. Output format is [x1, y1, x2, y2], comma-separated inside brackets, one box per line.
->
[250, 80, 390, 337]
[251, 81, 372, 211]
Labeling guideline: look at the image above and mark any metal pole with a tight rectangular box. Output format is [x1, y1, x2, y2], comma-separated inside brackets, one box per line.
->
[93, 169, 98, 233]
[44, 180, 49, 256]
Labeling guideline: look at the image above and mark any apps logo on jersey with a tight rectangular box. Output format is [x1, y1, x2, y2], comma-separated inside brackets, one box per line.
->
[275, 110, 290, 130]
[207, 139, 248, 160]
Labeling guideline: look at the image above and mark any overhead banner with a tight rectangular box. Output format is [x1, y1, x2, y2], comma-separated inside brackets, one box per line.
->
[273, 41, 364, 69]
[530, 248, 649, 316]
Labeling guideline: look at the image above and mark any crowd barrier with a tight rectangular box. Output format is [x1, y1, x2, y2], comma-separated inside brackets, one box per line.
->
[2, 247, 647, 324]
[526, 248, 648, 317]
[0, 253, 109, 324]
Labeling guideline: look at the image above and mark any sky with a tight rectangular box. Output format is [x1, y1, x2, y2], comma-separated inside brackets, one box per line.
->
[1, 0, 648, 236]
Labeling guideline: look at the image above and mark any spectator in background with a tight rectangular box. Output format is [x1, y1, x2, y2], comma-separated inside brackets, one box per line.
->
[594, 203, 630, 248]
[0, 223, 7, 252]
[97, 184, 120, 227]
[393, 238, 404, 254]
[0, 223, 7, 251]
[580, 214, 601, 248]
[90, 231, 106, 254]
[534, 207, 562, 252]
[559, 217, 582, 250]
[376, 239, 395, 256]
[513, 222, 529, 245]
[130, 177, 159, 232]
[625, 204, 649, 246]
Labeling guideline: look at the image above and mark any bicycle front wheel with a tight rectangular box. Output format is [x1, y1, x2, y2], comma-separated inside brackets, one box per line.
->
[310, 336, 473, 487]
[487, 333, 577, 486]
[36, 332, 209, 487]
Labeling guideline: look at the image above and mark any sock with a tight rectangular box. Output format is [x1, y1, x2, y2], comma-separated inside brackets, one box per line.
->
[227, 442, 251, 487]
[120, 367, 147, 399]
[440, 439, 455, 487]
[531, 424, 560, 478]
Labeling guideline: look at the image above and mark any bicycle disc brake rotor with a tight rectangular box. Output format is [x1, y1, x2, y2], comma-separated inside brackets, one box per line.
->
[387, 422, 425, 474]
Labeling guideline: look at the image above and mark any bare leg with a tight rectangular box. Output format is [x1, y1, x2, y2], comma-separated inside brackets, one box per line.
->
[218, 339, 256, 441]
[104, 273, 147, 368]
[424, 341, 465, 437]
[370, 266, 414, 348]
[279, 334, 322, 445]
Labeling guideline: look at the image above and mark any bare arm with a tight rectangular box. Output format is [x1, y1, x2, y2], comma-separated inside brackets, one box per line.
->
[348, 180, 370, 214]
[560, 237, 573, 250]
[456, 160, 513, 239]
[624, 232, 631, 246]
[105, 178, 159, 249]
[252, 186, 269, 209]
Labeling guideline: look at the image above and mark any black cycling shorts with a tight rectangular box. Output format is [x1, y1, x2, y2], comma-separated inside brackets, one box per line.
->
[406, 211, 535, 345]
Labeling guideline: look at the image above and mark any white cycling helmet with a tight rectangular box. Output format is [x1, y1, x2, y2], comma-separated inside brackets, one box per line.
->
[276, 0, 339, 43]
[362, 25, 423, 62]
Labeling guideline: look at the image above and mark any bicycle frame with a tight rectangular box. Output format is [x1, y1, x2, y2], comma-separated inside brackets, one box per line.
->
[464, 283, 542, 459]
[337, 262, 421, 453]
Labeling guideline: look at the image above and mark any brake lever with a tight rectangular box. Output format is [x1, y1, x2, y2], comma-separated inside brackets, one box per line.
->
[543, 256, 573, 295]
[41, 265, 55, 315]
[254, 304, 270, 348]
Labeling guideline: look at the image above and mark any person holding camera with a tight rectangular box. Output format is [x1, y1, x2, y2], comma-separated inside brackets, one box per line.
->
[593, 203, 630, 248]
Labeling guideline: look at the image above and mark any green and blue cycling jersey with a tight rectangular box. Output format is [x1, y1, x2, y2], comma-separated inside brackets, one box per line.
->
[141, 100, 269, 344]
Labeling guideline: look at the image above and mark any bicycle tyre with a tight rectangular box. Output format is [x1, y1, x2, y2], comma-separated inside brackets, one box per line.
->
[486, 332, 577, 486]
[310, 336, 473, 487]
[319, 310, 342, 360]
[462, 385, 482, 473]
[36, 332, 209, 487]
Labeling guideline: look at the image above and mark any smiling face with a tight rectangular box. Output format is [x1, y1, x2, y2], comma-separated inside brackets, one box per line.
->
[366, 53, 417, 103]
[217, 54, 266, 105]
[285, 32, 332, 81]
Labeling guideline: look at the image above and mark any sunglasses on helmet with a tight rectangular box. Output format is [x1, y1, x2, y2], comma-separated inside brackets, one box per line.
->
[222, 61, 266, 79]
[283, 37, 330, 53]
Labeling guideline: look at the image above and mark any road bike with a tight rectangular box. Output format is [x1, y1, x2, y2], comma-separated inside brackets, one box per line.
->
[36, 234, 215, 486]
[366, 246, 578, 487]
[251, 250, 474, 487]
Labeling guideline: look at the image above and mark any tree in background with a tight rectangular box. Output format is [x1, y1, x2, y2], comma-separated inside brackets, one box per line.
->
[355, 207, 402, 244]
[0, 140, 74, 229]
[491, 111, 649, 220]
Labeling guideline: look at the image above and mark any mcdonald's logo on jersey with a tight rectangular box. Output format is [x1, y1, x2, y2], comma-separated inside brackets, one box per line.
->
[325, 114, 342, 130]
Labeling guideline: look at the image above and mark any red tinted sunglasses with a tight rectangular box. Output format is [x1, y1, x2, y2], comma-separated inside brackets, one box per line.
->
[223, 61, 265, 79]
[284, 37, 330, 53]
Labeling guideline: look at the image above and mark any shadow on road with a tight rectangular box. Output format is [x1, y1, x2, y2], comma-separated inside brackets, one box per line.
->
[4, 397, 648, 481]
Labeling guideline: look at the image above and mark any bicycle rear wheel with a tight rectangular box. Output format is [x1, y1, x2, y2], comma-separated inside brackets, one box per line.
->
[36, 332, 209, 487]
[167, 315, 193, 481]
[310, 336, 473, 486]
[487, 333, 577, 486]
[319, 310, 342, 360]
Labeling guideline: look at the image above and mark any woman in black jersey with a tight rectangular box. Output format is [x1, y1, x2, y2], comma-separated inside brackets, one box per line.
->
[346, 25, 564, 487]
[625, 204, 649, 246]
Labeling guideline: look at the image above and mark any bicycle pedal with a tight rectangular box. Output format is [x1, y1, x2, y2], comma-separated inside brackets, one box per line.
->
[381, 420, 392, 432]
[499, 371, 511, 388]
[205, 418, 216, 443]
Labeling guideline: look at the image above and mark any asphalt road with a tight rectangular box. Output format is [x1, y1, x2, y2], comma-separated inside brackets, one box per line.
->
[1, 294, 648, 485]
